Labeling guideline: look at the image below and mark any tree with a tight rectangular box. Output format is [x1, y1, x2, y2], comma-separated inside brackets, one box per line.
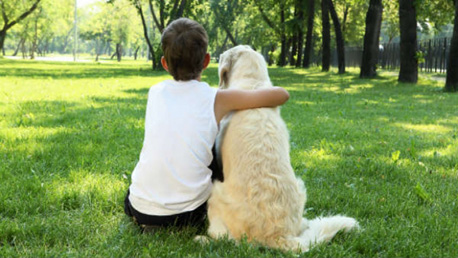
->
[254, 0, 289, 66]
[321, 0, 331, 71]
[445, 0, 458, 92]
[0, 0, 41, 55]
[328, 0, 345, 74]
[381, 0, 399, 44]
[211, 0, 241, 46]
[129, 0, 190, 70]
[5, 0, 74, 58]
[79, 1, 113, 61]
[107, 0, 138, 62]
[398, 0, 418, 83]
[303, 0, 315, 68]
[337, 0, 367, 46]
[360, 0, 383, 78]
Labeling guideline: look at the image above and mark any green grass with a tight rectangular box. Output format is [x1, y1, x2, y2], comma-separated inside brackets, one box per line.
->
[1, 58, 458, 257]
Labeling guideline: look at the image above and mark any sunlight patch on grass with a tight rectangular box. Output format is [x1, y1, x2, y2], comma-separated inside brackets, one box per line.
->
[48, 169, 125, 210]
[293, 100, 316, 106]
[393, 122, 453, 134]
[418, 143, 458, 160]
[300, 148, 341, 165]
[1, 126, 70, 140]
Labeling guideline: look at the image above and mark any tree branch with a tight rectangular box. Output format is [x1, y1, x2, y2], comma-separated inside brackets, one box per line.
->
[4, 0, 41, 31]
[253, 0, 280, 35]
[213, 5, 237, 45]
[159, 0, 165, 29]
[170, 0, 179, 19]
[1, 1, 9, 28]
[175, 0, 186, 19]
[148, 0, 163, 32]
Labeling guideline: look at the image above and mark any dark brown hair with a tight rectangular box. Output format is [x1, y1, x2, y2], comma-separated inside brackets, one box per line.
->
[161, 18, 208, 81]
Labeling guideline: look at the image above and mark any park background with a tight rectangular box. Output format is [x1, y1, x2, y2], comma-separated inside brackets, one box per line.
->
[1, 0, 458, 257]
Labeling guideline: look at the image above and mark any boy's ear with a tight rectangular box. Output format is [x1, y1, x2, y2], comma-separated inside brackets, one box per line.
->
[218, 53, 232, 88]
[202, 53, 210, 70]
[161, 56, 169, 72]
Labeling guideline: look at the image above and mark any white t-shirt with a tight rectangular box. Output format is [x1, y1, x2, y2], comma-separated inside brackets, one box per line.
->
[128, 79, 218, 216]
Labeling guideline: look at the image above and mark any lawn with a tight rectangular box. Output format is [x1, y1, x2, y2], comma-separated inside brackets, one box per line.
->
[1, 58, 457, 257]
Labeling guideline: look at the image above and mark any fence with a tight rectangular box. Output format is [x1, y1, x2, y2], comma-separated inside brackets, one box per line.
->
[342, 37, 452, 73]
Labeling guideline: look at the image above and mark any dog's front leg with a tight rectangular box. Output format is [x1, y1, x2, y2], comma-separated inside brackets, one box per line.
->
[208, 215, 231, 239]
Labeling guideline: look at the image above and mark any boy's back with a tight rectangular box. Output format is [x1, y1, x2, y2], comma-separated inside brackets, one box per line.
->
[129, 79, 218, 216]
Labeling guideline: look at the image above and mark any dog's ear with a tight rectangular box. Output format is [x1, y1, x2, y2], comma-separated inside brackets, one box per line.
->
[218, 53, 232, 88]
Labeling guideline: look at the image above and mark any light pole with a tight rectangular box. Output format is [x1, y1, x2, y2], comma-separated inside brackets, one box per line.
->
[73, 0, 78, 61]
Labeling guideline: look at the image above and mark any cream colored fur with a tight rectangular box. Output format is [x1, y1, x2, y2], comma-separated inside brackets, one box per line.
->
[205, 45, 358, 252]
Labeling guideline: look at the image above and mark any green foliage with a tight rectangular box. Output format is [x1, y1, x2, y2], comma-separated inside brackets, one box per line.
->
[0, 0, 40, 28]
[416, 0, 455, 31]
[6, 0, 74, 55]
[334, 0, 368, 46]
[1, 59, 458, 257]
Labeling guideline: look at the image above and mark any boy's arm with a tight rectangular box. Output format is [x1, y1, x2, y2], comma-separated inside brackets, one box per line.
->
[214, 87, 289, 123]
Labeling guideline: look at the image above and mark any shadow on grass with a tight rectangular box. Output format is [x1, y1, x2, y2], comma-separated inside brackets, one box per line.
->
[0, 58, 164, 79]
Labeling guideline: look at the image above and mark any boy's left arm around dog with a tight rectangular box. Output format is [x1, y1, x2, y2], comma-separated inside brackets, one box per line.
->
[214, 87, 289, 123]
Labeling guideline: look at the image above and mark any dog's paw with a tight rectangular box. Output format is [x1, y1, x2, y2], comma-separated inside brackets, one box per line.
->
[194, 235, 210, 245]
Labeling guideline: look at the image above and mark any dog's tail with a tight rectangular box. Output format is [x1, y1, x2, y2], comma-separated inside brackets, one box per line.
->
[288, 215, 359, 252]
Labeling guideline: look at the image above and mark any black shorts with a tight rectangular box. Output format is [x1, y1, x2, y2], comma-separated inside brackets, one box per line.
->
[124, 190, 207, 229]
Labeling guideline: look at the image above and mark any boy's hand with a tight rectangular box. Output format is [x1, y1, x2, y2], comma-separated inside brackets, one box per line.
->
[214, 87, 289, 123]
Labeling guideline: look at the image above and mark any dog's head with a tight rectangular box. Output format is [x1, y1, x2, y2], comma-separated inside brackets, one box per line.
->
[218, 45, 270, 89]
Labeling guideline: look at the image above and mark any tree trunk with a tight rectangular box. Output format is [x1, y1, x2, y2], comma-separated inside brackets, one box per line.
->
[116, 43, 122, 62]
[278, 2, 287, 67]
[328, 0, 345, 74]
[321, 0, 331, 71]
[303, 0, 315, 68]
[269, 44, 275, 66]
[31, 15, 39, 59]
[134, 0, 157, 69]
[290, 35, 297, 66]
[0, 30, 7, 55]
[95, 39, 99, 61]
[21, 39, 27, 58]
[43, 38, 49, 56]
[296, 30, 304, 68]
[61, 28, 73, 53]
[445, 0, 458, 92]
[134, 46, 140, 60]
[295, 0, 304, 68]
[398, 0, 418, 83]
[13, 38, 25, 56]
[360, 0, 383, 78]
[111, 47, 117, 59]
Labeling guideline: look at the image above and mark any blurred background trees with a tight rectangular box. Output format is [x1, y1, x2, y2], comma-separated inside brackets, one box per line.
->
[1, 0, 456, 90]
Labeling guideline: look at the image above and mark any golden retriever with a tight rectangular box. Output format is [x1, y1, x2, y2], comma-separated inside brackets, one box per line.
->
[204, 45, 358, 252]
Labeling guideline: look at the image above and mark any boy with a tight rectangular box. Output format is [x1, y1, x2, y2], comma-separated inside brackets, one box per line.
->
[124, 18, 289, 231]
